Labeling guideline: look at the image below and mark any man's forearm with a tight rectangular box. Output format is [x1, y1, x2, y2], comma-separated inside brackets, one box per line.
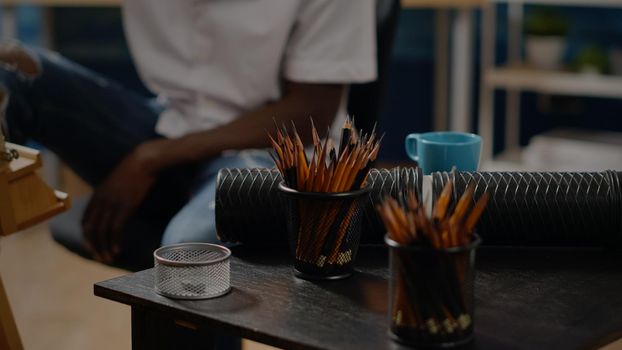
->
[141, 82, 344, 173]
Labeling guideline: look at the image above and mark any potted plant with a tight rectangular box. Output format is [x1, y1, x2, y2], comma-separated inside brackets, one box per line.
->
[524, 7, 569, 70]
[574, 46, 609, 75]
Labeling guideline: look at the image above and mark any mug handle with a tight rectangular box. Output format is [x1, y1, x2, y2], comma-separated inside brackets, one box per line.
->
[405, 134, 420, 162]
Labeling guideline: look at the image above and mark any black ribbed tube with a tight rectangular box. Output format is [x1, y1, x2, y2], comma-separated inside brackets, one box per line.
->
[216, 168, 622, 247]
[432, 171, 622, 246]
[215, 167, 422, 246]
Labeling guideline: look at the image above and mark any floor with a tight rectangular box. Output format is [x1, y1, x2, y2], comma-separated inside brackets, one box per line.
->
[1, 225, 130, 349]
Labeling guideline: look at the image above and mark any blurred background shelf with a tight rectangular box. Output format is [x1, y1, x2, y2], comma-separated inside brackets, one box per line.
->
[486, 66, 622, 99]
[478, 0, 622, 162]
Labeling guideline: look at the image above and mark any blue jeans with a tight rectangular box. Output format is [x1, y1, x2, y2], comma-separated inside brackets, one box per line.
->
[1, 45, 272, 270]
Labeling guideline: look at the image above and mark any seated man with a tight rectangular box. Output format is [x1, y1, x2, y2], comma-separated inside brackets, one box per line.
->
[0, 1, 376, 271]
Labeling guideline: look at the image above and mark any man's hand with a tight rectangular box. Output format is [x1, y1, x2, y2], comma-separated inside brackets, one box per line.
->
[78, 81, 343, 263]
[82, 140, 164, 263]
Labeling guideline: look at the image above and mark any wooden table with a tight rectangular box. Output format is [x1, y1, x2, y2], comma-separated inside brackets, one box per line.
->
[95, 246, 622, 350]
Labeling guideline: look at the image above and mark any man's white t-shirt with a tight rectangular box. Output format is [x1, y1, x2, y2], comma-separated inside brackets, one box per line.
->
[122, 0, 377, 139]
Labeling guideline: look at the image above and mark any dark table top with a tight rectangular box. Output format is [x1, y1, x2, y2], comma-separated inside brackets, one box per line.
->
[95, 246, 622, 350]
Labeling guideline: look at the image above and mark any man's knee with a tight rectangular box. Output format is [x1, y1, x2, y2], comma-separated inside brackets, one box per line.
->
[0, 44, 45, 144]
[0, 42, 41, 78]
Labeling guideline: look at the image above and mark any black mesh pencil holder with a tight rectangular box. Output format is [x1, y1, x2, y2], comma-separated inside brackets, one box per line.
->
[278, 182, 371, 280]
[386, 235, 481, 348]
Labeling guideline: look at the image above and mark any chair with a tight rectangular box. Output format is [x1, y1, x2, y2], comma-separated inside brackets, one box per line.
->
[347, 0, 402, 134]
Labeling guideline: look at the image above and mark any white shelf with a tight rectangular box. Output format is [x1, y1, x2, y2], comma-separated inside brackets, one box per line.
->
[482, 128, 622, 172]
[491, 0, 622, 8]
[481, 148, 532, 172]
[485, 67, 622, 99]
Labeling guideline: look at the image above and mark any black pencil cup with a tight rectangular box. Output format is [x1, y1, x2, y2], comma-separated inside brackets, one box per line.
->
[278, 182, 371, 280]
[386, 234, 481, 348]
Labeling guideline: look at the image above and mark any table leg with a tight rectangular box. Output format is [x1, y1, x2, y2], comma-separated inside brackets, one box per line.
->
[0, 275, 23, 350]
[2, 5, 17, 41]
[479, 3, 497, 162]
[505, 89, 521, 152]
[434, 9, 449, 131]
[449, 7, 474, 133]
[131, 306, 215, 350]
[505, 3, 524, 153]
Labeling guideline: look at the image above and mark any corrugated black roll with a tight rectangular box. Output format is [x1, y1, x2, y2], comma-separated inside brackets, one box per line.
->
[215, 168, 283, 245]
[217, 168, 622, 247]
[432, 171, 622, 246]
[215, 167, 422, 246]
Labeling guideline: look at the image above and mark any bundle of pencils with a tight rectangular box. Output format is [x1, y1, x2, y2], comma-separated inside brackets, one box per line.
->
[269, 118, 381, 192]
[269, 118, 381, 270]
[378, 181, 489, 342]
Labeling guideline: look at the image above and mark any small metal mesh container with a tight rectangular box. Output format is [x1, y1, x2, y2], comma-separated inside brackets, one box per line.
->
[154, 243, 231, 300]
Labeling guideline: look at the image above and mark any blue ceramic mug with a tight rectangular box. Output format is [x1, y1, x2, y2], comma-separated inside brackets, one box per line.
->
[405, 132, 482, 174]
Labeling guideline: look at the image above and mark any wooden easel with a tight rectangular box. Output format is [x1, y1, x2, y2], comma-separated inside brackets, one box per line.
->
[0, 142, 70, 236]
[0, 139, 71, 350]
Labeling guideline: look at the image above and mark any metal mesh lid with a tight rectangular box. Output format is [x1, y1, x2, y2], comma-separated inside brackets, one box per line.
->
[154, 243, 231, 266]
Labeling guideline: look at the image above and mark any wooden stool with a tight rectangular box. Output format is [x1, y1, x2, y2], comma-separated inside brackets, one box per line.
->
[0, 140, 71, 350]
